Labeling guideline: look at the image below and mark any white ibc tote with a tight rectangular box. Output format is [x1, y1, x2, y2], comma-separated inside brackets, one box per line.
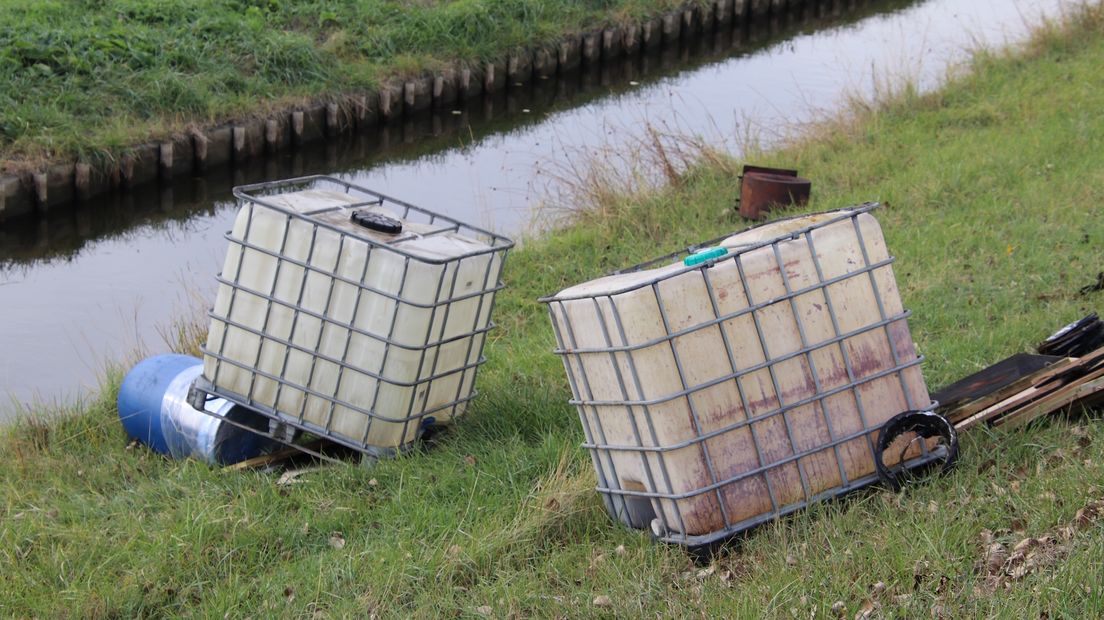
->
[543, 205, 939, 545]
[199, 176, 513, 455]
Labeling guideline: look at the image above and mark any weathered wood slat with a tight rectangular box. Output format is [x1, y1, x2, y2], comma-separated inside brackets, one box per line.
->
[995, 366, 1104, 428]
[223, 439, 325, 471]
[935, 353, 1061, 416]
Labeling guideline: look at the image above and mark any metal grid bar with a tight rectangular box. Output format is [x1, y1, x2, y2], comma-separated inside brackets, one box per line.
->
[596, 424, 890, 501]
[209, 199, 257, 389]
[803, 230, 880, 461]
[314, 234, 354, 434]
[244, 212, 301, 404]
[547, 306, 636, 526]
[444, 252, 500, 423]
[569, 312, 913, 407]
[542, 204, 940, 546]
[769, 240, 851, 490]
[651, 280, 733, 530]
[192, 376, 479, 458]
[543, 205, 877, 299]
[398, 258, 457, 445]
[596, 296, 688, 535]
[661, 450, 947, 548]
[271, 216, 330, 423]
[358, 256, 414, 446]
[296, 197, 384, 216]
[850, 216, 919, 412]
[699, 265, 781, 516]
[203, 350, 486, 424]
[234, 176, 512, 260]
[550, 255, 895, 355]
[218, 236, 506, 309]
[848, 216, 931, 462]
[581, 362, 925, 452]
[203, 313, 492, 389]
[731, 249, 813, 503]
[206, 277, 499, 353]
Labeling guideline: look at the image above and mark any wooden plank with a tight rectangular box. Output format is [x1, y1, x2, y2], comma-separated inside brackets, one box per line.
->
[934, 353, 1062, 413]
[956, 385, 1046, 430]
[995, 366, 1104, 428]
[954, 369, 1079, 430]
[945, 355, 1083, 424]
[1070, 376, 1104, 403]
[223, 439, 325, 471]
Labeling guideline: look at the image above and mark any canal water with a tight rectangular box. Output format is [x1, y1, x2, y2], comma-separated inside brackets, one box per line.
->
[0, 0, 1076, 418]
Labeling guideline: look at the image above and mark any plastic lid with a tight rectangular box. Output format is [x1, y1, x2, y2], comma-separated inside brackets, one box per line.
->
[683, 246, 728, 267]
[351, 210, 403, 234]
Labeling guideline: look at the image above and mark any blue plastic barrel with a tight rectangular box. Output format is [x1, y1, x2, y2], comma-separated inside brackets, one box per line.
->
[118, 354, 277, 464]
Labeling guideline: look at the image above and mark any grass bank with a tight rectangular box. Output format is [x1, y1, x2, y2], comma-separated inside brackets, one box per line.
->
[0, 0, 692, 171]
[4, 4, 1104, 618]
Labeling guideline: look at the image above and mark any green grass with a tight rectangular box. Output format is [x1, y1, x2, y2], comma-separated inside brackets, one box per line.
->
[4, 5, 1104, 618]
[0, 0, 693, 171]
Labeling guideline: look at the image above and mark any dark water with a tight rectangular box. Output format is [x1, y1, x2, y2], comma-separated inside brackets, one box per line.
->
[0, 0, 1074, 417]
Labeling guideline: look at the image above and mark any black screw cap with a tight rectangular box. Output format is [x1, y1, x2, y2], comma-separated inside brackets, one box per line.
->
[351, 210, 402, 234]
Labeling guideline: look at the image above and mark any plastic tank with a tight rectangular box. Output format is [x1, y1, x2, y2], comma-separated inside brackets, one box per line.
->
[118, 354, 276, 464]
[542, 206, 934, 544]
[201, 177, 513, 455]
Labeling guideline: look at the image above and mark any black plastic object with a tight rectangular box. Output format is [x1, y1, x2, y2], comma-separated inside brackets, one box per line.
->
[1079, 272, 1104, 295]
[351, 210, 403, 234]
[1038, 313, 1104, 358]
[932, 352, 1062, 413]
[874, 410, 958, 492]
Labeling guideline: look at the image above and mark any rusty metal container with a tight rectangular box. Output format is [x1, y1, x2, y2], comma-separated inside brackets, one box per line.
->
[739, 165, 811, 220]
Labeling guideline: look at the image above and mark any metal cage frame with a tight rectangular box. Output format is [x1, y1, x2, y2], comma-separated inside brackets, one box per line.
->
[540, 204, 944, 548]
[192, 175, 514, 458]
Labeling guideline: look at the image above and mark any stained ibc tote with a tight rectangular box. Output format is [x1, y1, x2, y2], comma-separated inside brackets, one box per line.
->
[197, 176, 513, 456]
[542, 205, 941, 547]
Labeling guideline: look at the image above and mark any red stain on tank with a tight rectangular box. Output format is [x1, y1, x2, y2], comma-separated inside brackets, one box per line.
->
[798, 361, 818, 397]
[846, 340, 892, 378]
[886, 319, 918, 360]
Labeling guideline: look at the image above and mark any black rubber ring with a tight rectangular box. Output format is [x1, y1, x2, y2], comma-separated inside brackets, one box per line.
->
[874, 410, 958, 492]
